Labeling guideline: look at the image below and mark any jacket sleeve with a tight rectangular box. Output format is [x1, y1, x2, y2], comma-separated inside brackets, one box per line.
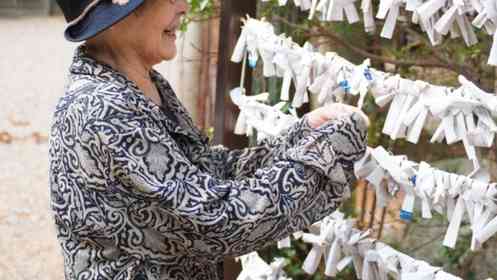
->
[199, 116, 316, 180]
[199, 112, 367, 187]
[86, 109, 367, 261]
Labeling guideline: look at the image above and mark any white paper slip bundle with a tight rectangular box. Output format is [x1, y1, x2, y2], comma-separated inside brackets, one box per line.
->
[368, 75, 497, 169]
[277, 231, 304, 249]
[258, 0, 497, 66]
[263, 211, 464, 280]
[230, 87, 299, 141]
[231, 18, 377, 110]
[236, 252, 292, 280]
[354, 146, 497, 250]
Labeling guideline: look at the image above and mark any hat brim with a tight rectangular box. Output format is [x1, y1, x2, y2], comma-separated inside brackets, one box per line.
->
[65, 0, 145, 42]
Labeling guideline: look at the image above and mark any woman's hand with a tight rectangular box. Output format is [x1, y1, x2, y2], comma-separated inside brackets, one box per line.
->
[304, 103, 370, 129]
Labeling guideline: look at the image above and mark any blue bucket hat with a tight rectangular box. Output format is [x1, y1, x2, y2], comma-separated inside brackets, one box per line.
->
[56, 0, 145, 42]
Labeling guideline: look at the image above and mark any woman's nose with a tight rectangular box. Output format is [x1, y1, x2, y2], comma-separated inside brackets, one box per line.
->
[175, 0, 189, 14]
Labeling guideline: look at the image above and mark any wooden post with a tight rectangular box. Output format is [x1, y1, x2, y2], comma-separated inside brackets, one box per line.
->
[198, 15, 220, 132]
[214, 1, 257, 279]
[368, 192, 377, 229]
[358, 181, 368, 229]
[213, 0, 256, 149]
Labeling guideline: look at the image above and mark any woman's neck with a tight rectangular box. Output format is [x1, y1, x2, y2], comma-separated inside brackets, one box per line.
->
[85, 41, 162, 106]
[86, 42, 152, 85]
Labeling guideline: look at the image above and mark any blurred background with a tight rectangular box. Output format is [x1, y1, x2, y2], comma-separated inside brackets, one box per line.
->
[0, 0, 496, 279]
[0, 1, 214, 279]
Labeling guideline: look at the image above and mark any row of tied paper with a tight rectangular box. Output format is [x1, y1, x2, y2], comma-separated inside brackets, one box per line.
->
[260, 0, 497, 66]
[231, 17, 497, 172]
[231, 89, 497, 280]
[237, 211, 473, 280]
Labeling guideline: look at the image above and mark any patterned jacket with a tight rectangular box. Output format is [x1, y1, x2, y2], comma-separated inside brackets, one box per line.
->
[48, 45, 368, 280]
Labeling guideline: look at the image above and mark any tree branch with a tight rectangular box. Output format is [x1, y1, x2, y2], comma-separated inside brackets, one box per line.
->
[402, 25, 476, 81]
[271, 15, 476, 79]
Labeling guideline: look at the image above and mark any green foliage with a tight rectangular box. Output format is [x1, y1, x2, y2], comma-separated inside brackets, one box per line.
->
[180, 0, 217, 32]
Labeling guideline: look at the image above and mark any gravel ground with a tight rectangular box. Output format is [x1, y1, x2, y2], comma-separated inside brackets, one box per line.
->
[0, 16, 74, 280]
[0, 15, 200, 280]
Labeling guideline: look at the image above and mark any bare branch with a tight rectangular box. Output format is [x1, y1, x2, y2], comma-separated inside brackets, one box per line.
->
[271, 15, 476, 79]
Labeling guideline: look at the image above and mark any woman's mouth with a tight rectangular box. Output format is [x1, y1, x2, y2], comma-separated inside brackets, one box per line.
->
[163, 30, 176, 39]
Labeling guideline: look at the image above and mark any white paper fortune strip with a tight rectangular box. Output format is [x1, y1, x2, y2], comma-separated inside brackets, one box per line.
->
[277, 231, 304, 249]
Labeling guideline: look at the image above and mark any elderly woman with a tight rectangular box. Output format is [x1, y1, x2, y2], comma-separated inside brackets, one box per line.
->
[49, 0, 369, 279]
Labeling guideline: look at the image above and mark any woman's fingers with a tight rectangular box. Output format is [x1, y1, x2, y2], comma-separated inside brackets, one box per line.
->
[306, 103, 370, 129]
[353, 110, 370, 127]
[327, 104, 370, 126]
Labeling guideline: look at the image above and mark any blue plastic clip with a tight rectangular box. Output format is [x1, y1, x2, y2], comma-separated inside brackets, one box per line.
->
[248, 58, 257, 69]
[400, 210, 413, 221]
[339, 80, 351, 93]
[409, 175, 417, 186]
[364, 68, 373, 81]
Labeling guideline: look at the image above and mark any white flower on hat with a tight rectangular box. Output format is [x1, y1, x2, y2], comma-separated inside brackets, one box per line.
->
[112, 0, 129, 5]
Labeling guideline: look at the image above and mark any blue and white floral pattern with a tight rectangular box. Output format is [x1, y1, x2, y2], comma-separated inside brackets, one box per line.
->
[48, 45, 368, 280]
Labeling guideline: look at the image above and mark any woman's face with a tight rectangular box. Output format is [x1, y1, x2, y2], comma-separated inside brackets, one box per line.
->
[117, 0, 188, 65]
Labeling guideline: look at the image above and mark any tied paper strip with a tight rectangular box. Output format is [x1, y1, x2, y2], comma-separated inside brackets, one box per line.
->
[416, 0, 478, 47]
[376, 0, 403, 39]
[231, 18, 497, 168]
[474, 0, 497, 65]
[475, 183, 497, 247]
[230, 86, 497, 252]
[471, 0, 497, 34]
[237, 252, 292, 280]
[313, 0, 360, 24]
[361, 0, 376, 33]
[230, 87, 298, 141]
[277, 231, 304, 249]
[301, 216, 337, 274]
[348, 59, 376, 108]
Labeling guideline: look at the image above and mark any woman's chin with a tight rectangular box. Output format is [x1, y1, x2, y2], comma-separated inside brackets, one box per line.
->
[160, 45, 177, 61]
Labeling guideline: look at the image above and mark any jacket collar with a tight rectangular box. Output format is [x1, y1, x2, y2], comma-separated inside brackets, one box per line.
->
[69, 45, 208, 145]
